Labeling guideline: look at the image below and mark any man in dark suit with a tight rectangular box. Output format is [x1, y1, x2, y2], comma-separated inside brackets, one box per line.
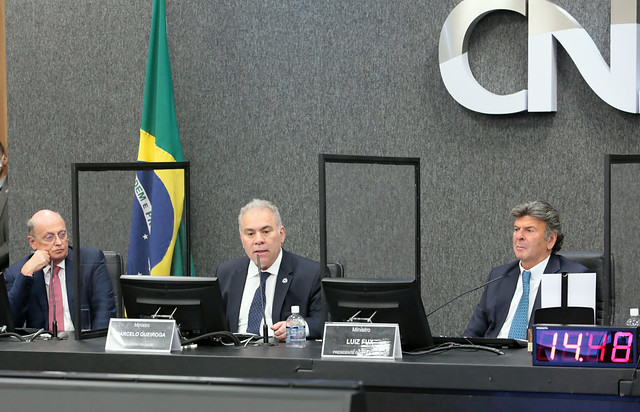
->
[4, 210, 116, 331]
[215, 199, 324, 341]
[463, 201, 588, 338]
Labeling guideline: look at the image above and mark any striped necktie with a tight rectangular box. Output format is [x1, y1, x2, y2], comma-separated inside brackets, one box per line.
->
[247, 271, 270, 335]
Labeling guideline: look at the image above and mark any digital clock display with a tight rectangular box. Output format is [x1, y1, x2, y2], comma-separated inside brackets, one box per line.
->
[533, 325, 638, 368]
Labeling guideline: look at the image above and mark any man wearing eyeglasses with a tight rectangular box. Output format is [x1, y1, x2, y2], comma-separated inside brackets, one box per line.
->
[4, 210, 116, 332]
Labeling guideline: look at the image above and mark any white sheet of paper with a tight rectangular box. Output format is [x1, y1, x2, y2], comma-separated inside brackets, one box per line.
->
[540, 272, 596, 322]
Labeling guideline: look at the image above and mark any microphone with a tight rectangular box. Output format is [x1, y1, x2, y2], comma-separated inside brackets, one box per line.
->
[256, 254, 269, 344]
[49, 264, 58, 338]
[426, 274, 506, 318]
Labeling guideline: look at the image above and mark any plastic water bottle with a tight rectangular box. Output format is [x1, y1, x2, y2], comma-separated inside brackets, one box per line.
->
[286, 305, 306, 348]
[625, 308, 640, 327]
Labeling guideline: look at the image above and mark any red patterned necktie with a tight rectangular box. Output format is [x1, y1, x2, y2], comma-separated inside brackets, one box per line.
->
[49, 265, 65, 332]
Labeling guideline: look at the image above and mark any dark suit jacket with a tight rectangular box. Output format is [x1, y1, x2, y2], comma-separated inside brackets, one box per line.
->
[463, 254, 589, 337]
[0, 180, 9, 272]
[214, 249, 325, 338]
[4, 247, 116, 330]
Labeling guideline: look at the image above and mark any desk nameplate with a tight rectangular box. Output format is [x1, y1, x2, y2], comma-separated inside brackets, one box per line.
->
[321, 322, 402, 360]
[105, 318, 181, 353]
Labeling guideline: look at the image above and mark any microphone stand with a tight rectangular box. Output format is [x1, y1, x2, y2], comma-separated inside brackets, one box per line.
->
[426, 274, 506, 318]
[256, 254, 269, 344]
[49, 264, 58, 338]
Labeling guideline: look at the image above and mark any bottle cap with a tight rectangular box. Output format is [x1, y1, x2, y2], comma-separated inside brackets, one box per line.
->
[631, 308, 639, 317]
[291, 305, 300, 314]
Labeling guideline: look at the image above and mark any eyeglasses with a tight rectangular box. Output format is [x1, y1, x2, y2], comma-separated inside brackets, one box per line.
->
[42, 230, 68, 243]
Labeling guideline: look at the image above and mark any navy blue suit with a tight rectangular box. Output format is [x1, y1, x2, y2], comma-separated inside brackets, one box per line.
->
[214, 249, 324, 339]
[4, 247, 116, 330]
[463, 253, 589, 338]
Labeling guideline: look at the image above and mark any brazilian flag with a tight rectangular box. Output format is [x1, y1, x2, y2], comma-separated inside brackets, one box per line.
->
[127, 0, 192, 276]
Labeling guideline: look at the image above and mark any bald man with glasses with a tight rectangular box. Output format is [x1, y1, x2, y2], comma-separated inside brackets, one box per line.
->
[4, 210, 116, 332]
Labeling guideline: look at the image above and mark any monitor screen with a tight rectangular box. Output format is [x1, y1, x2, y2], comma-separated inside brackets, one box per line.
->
[0, 273, 14, 332]
[120, 275, 229, 339]
[322, 278, 433, 350]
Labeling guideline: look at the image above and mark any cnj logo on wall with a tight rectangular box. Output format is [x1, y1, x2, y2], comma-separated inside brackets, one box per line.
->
[439, 0, 640, 114]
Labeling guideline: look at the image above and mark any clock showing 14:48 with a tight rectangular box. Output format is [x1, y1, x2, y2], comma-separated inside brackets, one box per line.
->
[533, 325, 638, 368]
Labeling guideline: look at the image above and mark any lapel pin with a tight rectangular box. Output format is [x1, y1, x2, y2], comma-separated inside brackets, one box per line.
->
[282, 278, 288, 284]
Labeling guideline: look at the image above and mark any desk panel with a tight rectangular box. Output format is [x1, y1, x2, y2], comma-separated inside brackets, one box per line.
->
[1, 337, 639, 411]
[0, 371, 364, 412]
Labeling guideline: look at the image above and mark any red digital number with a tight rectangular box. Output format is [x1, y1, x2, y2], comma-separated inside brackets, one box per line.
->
[587, 332, 606, 362]
[562, 332, 583, 361]
[611, 332, 634, 363]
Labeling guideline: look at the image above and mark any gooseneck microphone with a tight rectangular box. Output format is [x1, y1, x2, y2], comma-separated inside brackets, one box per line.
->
[426, 274, 506, 318]
[256, 254, 269, 344]
[49, 264, 58, 338]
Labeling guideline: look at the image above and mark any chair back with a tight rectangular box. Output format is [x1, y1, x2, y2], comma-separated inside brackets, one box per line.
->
[326, 262, 344, 278]
[556, 251, 613, 325]
[103, 250, 124, 318]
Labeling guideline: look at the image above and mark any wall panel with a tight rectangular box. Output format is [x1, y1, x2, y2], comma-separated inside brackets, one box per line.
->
[6, 0, 640, 335]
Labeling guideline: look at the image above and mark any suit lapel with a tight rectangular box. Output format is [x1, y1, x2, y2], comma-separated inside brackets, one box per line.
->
[0, 184, 8, 213]
[531, 254, 562, 320]
[495, 264, 520, 331]
[65, 250, 76, 321]
[543, 254, 561, 274]
[272, 250, 292, 323]
[227, 261, 249, 333]
[34, 270, 48, 316]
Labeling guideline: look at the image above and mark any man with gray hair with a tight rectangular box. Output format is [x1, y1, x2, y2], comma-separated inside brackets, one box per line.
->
[215, 199, 324, 341]
[463, 201, 588, 338]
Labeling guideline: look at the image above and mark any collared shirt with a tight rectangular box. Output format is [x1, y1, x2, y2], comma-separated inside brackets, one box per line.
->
[497, 255, 550, 338]
[237, 248, 283, 335]
[44, 260, 75, 332]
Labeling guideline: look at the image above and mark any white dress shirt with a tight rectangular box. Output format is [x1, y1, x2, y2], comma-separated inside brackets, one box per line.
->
[237, 249, 283, 336]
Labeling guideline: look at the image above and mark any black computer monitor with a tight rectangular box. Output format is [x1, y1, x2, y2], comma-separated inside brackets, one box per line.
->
[120, 275, 229, 339]
[322, 278, 433, 350]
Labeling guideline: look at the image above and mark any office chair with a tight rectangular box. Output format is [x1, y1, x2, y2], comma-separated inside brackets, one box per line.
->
[103, 250, 124, 318]
[326, 262, 344, 278]
[556, 251, 614, 326]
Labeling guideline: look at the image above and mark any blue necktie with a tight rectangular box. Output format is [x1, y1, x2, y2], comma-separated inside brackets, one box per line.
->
[508, 270, 531, 340]
[247, 271, 270, 335]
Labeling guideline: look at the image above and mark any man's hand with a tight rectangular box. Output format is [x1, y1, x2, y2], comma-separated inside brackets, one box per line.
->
[271, 321, 287, 342]
[20, 250, 51, 277]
